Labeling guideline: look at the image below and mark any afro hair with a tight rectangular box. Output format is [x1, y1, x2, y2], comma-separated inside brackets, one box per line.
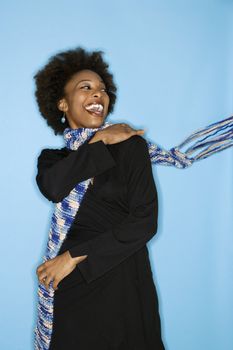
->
[33, 46, 117, 135]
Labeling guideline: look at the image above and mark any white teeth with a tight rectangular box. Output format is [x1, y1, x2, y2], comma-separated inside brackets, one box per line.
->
[85, 103, 104, 112]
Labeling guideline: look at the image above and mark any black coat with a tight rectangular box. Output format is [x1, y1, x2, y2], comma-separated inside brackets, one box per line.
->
[36, 134, 165, 350]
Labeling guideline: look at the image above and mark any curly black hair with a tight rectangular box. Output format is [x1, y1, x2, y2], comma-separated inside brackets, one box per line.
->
[33, 46, 117, 135]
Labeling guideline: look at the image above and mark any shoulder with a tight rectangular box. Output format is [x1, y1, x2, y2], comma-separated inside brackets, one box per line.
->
[113, 134, 148, 150]
[117, 135, 150, 168]
[121, 135, 149, 157]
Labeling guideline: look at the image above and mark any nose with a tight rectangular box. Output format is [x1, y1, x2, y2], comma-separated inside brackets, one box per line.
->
[92, 88, 103, 97]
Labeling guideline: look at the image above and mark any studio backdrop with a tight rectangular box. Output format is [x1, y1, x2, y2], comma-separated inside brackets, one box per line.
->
[0, 0, 232, 349]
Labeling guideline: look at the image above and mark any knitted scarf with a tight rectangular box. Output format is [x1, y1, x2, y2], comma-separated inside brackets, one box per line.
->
[34, 115, 233, 349]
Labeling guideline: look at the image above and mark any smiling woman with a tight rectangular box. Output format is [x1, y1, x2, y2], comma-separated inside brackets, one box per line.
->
[33, 47, 164, 350]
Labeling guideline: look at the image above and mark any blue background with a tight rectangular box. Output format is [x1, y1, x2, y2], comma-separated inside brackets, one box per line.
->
[1, 0, 232, 349]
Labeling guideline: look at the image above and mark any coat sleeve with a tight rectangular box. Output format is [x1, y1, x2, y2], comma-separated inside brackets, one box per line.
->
[68, 135, 159, 284]
[36, 140, 116, 203]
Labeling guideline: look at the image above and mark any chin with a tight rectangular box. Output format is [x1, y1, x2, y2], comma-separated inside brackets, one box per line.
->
[88, 118, 106, 128]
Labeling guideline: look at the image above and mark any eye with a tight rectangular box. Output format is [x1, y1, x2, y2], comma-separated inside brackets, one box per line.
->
[80, 85, 108, 93]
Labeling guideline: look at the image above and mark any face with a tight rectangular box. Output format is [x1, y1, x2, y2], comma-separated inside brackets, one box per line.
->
[58, 69, 110, 129]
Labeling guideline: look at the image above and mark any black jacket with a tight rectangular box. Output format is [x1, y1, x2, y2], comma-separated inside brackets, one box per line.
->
[36, 135, 159, 284]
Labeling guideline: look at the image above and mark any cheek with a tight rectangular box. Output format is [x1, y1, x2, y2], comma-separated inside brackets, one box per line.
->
[71, 93, 85, 108]
[105, 96, 110, 108]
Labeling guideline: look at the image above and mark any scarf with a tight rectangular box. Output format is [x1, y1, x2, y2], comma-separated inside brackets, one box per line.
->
[34, 115, 233, 349]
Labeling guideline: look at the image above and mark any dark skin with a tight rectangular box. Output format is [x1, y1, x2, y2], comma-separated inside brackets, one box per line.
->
[36, 69, 145, 291]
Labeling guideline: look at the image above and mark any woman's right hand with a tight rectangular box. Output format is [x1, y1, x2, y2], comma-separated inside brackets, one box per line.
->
[89, 123, 145, 145]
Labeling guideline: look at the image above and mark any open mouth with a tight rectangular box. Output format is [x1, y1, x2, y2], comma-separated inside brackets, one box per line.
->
[84, 103, 104, 116]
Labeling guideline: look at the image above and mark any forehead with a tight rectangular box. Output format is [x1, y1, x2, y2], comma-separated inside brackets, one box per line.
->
[69, 69, 104, 84]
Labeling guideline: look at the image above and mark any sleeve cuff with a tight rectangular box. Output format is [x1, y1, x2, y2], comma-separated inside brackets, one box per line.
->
[68, 230, 114, 284]
[68, 241, 89, 258]
[68, 241, 94, 284]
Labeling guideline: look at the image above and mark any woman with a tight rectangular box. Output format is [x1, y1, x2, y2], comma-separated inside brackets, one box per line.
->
[34, 47, 165, 349]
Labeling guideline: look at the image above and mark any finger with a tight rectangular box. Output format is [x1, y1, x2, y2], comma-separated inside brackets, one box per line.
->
[53, 279, 59, 291]
[37, 267, 47, 277]
[127, 127, 139, 134]
[121, 123, 131, 129]
[44, 281, 51, 291]
[44, 276, 53, 290]
[36, 260, 48, 273]
[39, 278, 47, 289]
[38, 272, 48, 284]
[36, 264, 45, 273]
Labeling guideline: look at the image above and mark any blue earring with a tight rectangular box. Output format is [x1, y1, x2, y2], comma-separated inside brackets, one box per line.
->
[61, 112, 66, 123]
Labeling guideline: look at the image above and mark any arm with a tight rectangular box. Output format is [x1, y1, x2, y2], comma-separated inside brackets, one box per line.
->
[68, 135, 159, 284]
[36, 139, 116, 203]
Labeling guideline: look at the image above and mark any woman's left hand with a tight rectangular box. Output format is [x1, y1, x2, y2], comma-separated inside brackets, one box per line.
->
[36, 251, 81, 291]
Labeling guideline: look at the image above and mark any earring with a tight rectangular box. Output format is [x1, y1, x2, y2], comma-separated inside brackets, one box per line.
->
[61, 112, 66, 123]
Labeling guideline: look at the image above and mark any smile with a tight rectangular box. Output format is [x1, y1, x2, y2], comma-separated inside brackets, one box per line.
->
[84, 103, 104, 116]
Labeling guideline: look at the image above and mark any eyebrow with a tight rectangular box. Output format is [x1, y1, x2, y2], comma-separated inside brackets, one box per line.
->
[78, 79, 105, 84]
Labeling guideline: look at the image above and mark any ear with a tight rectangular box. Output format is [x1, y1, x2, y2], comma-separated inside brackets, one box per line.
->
[57, 98, 68, 112]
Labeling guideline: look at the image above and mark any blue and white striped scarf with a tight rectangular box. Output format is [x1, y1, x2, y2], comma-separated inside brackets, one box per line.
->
[34, 115, 233, 349]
